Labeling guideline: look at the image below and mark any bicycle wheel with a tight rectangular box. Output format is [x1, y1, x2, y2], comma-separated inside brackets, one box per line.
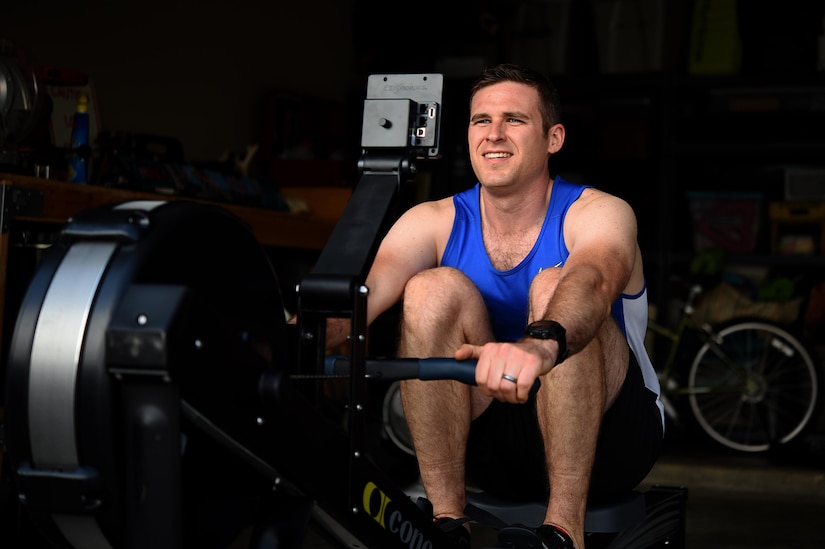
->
[687, 319, 820, 453]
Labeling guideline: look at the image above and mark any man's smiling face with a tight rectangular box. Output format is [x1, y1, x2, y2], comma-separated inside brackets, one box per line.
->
[468, 81, 556, 191]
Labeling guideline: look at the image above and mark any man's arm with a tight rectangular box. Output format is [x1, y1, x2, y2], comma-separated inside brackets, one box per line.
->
[540, 188, 640, 358]
[325, 198, 454, 349]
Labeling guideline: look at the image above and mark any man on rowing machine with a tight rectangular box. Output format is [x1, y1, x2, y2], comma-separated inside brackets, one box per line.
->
[328, 63, 664, 549]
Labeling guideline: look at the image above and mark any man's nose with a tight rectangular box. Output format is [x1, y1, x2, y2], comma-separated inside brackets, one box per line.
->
[485, 121, 505, 141]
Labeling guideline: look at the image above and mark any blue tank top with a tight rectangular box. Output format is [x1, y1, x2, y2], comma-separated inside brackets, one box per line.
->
[441, 177, 585, 341]
[440, 176, 664, 427]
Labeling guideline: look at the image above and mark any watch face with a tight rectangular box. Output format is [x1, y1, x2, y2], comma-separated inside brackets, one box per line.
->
[527, 320, 561, 339]
[524, 321, 568, 365]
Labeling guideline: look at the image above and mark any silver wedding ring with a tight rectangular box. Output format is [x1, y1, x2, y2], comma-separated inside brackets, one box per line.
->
[501, 373, 518, 384]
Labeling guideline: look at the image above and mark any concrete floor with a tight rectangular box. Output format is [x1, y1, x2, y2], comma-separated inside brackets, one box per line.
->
[301, 433, 825, 548]
[638, 436, 825, 549]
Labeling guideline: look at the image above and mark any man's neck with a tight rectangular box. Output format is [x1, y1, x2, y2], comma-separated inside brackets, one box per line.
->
[480, 176, 553, 236]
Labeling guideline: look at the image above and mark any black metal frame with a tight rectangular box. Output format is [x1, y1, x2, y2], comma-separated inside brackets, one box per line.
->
[289, 165, 456, 546]
[294, 74, 449, 545]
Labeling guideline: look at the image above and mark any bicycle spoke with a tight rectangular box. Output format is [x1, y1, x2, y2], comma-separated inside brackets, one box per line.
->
[693, 392, 767, 446]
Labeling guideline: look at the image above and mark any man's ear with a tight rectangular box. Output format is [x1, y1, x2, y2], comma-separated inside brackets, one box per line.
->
[548, 123, 565, 154]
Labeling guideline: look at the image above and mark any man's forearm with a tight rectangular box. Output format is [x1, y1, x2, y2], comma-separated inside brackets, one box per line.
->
[543, 266, 617, 358]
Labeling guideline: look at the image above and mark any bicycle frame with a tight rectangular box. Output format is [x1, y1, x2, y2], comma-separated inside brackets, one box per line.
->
[647, 285, 755, 421]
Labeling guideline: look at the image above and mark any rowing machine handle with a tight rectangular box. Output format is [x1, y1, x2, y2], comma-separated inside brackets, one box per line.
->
[323, 356, 540, 395]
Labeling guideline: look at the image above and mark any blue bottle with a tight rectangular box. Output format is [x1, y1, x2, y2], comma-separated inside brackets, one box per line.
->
[68, 92, 89, 183]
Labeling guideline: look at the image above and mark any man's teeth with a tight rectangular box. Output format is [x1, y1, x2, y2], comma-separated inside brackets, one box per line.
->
[485, 152, 511, 158]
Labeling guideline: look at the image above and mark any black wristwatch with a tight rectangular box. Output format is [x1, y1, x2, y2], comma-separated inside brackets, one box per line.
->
[524, 320, 568, 365]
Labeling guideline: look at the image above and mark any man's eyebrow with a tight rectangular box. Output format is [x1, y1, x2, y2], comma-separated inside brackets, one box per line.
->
[470, 110, 531, 122]
[503, 110, 530, 120]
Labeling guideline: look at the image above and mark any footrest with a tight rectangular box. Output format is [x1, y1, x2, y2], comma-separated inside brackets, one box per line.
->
[584, 491, 646, 533]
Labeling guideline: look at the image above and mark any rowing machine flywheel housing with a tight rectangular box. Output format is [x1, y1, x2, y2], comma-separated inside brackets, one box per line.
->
[4, 200, 290, 548]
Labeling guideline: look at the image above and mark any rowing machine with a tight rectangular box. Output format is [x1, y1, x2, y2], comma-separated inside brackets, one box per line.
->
[2, 73, 685, 548]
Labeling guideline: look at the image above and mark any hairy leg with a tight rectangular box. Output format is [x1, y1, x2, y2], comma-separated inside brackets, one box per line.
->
[397, 267, 494, 519]
[529, 268, 629, 548]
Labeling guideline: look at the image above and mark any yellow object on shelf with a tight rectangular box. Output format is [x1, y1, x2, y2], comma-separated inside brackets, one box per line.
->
[769, 201, 825, 255]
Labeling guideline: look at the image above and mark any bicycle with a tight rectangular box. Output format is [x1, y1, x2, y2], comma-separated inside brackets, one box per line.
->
[648, 283, 822, 453]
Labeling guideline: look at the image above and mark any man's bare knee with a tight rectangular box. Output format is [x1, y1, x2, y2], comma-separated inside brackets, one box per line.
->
[403, 267, 476, 326]
[400, 267, 493, 356]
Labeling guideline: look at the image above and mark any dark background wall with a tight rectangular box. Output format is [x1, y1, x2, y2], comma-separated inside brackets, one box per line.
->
[5, 1, 822, 168]
[3, 0, 359, 163]
[1, 1, 692, 165]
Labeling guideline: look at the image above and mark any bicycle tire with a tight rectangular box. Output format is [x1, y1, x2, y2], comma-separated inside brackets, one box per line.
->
[687, 318, 820, 453]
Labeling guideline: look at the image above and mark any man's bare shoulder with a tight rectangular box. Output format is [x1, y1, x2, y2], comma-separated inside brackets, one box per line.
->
[408, 195, 455, 215]
[565, 187, 638, 247]
[577, 187, 629, 206]
[386, 196, 456, 258]
[571, 187, 635, 221]
[398, 196, 456, 229]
